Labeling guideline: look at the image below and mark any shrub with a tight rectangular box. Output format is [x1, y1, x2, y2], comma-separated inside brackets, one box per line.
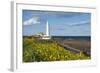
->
[23, 37, 90, 62]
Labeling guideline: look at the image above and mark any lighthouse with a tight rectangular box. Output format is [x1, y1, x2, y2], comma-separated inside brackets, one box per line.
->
[42, 21, 51, 39]
[46, 21, 49, 36]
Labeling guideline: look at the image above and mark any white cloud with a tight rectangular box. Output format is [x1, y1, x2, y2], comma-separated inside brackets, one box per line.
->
[68, 21, 90, 26]
[23, 16, 40, 25]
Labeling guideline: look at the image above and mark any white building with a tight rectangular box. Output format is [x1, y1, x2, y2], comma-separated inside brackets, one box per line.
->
[42, 21, 51, 39]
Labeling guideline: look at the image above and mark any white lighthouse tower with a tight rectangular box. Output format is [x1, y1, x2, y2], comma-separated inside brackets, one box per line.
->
[42, 21, 51, 39]
[46, 21, 49, 36]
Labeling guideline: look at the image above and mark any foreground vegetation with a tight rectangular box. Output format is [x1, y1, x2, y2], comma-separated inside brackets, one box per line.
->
[23, 37, 90, 62]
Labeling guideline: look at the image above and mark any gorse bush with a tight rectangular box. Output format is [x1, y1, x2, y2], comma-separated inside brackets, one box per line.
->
[23, 37, 90, 62]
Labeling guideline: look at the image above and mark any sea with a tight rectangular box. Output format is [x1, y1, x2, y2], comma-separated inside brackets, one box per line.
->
[52, 36, 91, 41]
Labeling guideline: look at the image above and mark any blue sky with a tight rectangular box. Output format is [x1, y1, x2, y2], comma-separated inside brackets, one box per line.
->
[22, 10, 91, 36]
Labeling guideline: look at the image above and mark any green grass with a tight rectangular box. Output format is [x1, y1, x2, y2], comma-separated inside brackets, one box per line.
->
[23, 37, 90, 62]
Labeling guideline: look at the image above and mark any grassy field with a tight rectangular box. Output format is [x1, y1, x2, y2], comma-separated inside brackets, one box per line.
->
[23, 37, 90, 62]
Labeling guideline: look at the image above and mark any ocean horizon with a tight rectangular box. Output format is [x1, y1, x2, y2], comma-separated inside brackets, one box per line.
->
[23, 35, 91, 41]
